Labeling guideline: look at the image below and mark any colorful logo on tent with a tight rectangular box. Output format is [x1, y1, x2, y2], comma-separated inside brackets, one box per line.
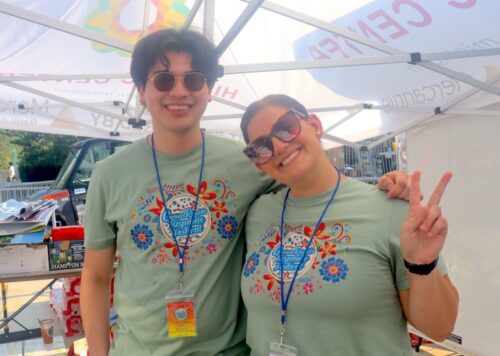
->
[84, 0, 189, 56]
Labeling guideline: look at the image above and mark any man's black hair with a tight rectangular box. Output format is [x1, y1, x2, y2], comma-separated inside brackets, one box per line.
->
[131, 28, 222, 89]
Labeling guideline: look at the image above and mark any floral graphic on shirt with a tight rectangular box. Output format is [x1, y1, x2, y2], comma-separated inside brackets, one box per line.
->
[302, 281, 314, 295]
[319, 257, 349, 284]
[304, 222, 329, 240]
[187, 181, 217, 200]
[218, 215, 238, 239]
[244, 222, 352, 302]
[250, 279, 264, 296]
[263, 272, 276, 290]
[318, 241, 337, 259]
[243, 252, 260, 277]
[271, 287, 282, 304]
[151, 240, 172, 265]
[211, 200, 228, 218]
[148, 197, 165, 217]
[162, 240, 191, 258]
[206, 242, 217, 254]
[131, 224, 154, 250]
[130, 178, 238, 265]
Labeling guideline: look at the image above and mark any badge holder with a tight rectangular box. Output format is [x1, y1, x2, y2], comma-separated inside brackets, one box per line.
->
[165, 289, 197, 338]
[270, 342, 298, 356]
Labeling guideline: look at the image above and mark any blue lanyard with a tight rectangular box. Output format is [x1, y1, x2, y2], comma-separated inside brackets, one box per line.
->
[278, 167, 340, 345]
[151, 130, 206, 291]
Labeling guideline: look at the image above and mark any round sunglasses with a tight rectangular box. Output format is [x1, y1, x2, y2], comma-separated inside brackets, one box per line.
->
[148, 71, 207, 92]
[243, 109, 307, 165]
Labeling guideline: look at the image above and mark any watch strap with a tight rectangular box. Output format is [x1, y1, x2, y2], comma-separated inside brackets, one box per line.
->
[404, 257, 439, 275]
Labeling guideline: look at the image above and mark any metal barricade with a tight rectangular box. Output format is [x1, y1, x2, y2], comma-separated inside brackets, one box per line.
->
[0, 181, 55, 203]
[325, 137, 400, 184]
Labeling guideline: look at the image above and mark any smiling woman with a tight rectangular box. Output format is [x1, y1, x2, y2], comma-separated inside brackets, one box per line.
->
[241, 95, 337, 197]
[239, 94, 459, 356]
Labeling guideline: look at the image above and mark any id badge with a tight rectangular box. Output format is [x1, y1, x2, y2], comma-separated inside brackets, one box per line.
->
[269, 342, 298, 356]
[165, 289, 197, 338]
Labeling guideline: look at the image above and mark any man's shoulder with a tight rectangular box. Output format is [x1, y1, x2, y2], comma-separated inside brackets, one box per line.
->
[205, 134, 253, 167]
[343, 177, 387, 201]
[341, 177, 409, 215]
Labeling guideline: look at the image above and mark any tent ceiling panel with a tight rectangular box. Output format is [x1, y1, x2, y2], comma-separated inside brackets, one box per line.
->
[0, 0, 498, 146]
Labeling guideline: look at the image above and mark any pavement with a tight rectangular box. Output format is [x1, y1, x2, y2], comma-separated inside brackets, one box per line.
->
[1, 279, 80, 356]
[414, 344, 463, 356]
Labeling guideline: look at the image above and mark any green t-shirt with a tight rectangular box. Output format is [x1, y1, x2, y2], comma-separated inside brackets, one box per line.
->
[84, 135, 275, 356]
[241, 178, 447, 356]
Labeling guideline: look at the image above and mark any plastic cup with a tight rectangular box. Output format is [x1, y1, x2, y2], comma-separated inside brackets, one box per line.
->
[39, 318, 54, 344]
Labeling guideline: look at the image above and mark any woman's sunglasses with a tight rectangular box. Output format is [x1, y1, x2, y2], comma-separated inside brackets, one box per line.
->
[243, 108, 307, 165]
[148, 71, 207, 92]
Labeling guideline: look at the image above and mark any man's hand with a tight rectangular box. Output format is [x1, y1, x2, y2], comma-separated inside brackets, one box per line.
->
[400, 171, 453, 264]
[378, 171, 412, 200]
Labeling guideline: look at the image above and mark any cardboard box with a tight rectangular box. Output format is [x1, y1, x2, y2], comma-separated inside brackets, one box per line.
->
[0, 231, 49, 274]
[48, 240, 85, 271]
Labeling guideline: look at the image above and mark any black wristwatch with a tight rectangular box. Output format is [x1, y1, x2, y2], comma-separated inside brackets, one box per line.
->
[404, 257, 439, 275]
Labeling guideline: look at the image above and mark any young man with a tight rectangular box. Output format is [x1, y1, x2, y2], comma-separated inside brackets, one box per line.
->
[81, 29, 409, 355]
[81, 28, 276, 356]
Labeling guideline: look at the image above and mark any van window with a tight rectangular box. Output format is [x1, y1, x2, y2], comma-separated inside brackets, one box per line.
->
[71, 142, 109, 190]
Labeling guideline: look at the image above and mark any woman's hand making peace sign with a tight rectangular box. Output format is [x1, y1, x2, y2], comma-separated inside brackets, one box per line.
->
[400, 171, 453, 265]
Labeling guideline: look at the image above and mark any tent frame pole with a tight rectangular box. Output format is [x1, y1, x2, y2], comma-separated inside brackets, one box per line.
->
[1, 82, 131, 123]
[246, 0, 500, 95]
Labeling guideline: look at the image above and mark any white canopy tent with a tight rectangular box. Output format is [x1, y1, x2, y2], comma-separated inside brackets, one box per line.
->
[1, 0, 499, 148]
[1, 1, 499, 355]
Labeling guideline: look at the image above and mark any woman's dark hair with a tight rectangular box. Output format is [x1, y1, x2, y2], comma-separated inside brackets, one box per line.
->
[130, 28, 223, 88]
[240, 94, 308, 143]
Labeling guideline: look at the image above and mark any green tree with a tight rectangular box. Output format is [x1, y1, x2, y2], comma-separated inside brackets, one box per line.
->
[9, 131, 84, 182]
[0, 133, 12, 168]
[0, 130, 22, 182]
